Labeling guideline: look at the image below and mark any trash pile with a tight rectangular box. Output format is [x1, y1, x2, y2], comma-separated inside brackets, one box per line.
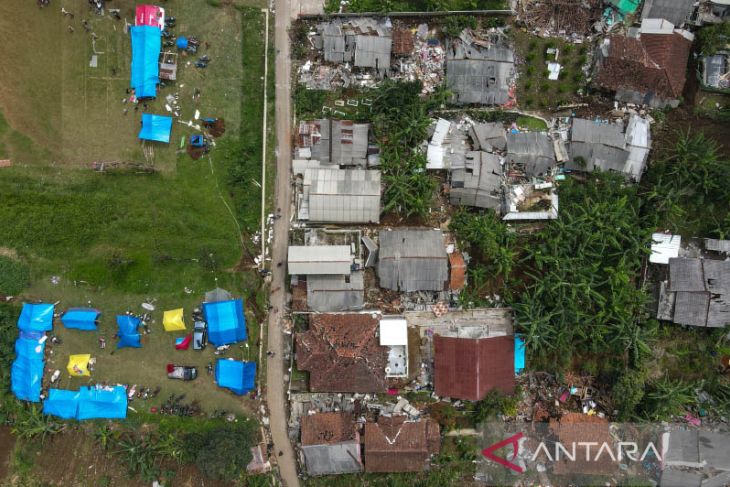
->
[392, 24, 445, 95]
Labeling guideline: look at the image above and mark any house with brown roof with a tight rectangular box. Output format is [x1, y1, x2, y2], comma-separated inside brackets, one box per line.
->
[594, 19, 694, 108]
[295, 312, 388, 393]
[549, 413, 614, 476]
[364, 415, 440, 472]
[300, 412, 363, 476]
[434, 332, 515, 401]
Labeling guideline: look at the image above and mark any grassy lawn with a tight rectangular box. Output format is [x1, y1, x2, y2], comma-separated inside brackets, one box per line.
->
[512, 31, 589, 110]
[0, 0, 269, 414]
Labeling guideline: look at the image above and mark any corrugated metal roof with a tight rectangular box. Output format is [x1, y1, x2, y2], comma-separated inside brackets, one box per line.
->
[288, 245, 352, 275]
[673, 291, 710, 327]
[641, 0, 694, 26]
[362, 235, 378, 267]
[506, 132, 555, 176]
[331, 120, 369, 166]
[303, 168, 381, 223]
[705, 238, 730, 253]
[447, 59, 513, 105]
[307, 272, 364, 312]
[669, 258, 705, 292]
[449, 151, 503, 209]
[470, 122, 506, 151]
[378, 230, 448, 292]
[650, 233, 681, 264]
[302, 442, 362, 476]
[354, 35, 391, 70]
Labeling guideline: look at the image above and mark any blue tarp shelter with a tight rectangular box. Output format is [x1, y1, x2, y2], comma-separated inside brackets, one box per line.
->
[11, 357, 44, 402]
[215, 359, 256, 395]
[61, 308, 101, 331]
[176, 36, 188, 49]
[15, 337, 45, 360]
[203, 299, 247, 346]
[514, 334, 526, 374]
[139, 114, 173, 143]
[116, 315, 142, 349]
[77, 386, 128, 420]
[17, 303, 55, 332]
[130, 25, 161, 98]
[43, 386, 128, 420]
[43, 389, 80, 420]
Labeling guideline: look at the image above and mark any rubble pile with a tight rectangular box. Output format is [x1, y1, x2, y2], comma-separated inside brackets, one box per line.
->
[392, 24, 446, 95]
[518, 0, 602, 38]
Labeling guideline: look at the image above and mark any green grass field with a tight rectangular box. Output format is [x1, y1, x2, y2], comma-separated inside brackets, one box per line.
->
[0, 0, 270, 414]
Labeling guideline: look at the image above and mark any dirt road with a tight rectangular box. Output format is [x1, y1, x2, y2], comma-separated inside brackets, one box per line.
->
[266, 0, 299, 484]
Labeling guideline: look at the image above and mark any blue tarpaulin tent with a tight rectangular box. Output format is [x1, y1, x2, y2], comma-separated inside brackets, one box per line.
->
[116, 315, 142, 349]
[77, 386, 128, 420]
[130, 25, 161, 98]
[44, 386, 128, 420]
[11, 357, 44, 402]
[139, 114, 173, 143]
[42, 389, 80, 420]
[176, 36, 188, 49]
[203, 299, 247, 346]
[17, 303, 55, 332]
[15, 337, 45, 361]
[61, 308, 101, 331]
[215, 359, 256, 395]
[514, 334, 526, 374]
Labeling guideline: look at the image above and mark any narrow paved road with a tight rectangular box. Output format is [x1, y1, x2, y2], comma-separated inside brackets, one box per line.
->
[266, 0, 298, 484]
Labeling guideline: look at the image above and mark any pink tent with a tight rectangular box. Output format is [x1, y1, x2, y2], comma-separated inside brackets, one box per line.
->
[175, 334, 192, 350]
[135, 5, 165, 29]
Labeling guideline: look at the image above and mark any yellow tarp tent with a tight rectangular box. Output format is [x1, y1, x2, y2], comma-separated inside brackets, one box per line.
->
[163, 308, 186, 332]
[67, 354, 91, 377]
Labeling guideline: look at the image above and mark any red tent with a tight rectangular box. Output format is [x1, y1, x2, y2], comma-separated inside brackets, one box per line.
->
[135, 5, 164, 29]
[175, 334, 192, 350]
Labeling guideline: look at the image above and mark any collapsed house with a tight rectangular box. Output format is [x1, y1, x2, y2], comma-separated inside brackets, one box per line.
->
[295, 313, 388, 393]
[363, 416, 440, 473]
[505, 132, 556, 177]
[656, 257, 730, 328]
[446, 29, 515, 106]
[318, 18, 392, 76]
[297, 167, 381, 223]
[700, 53, 730, 91]
[594, 19, 694, 108]
[517, 0, 602, 37]
[298, 119, 371, 167]
[449, 151, 503, 210]
[641, 0, 695, 26]
[433, 328, 515, 401]
[300, 412, 363, 476]
[377, 229, 449, 293]
[565, 115, 651, 180]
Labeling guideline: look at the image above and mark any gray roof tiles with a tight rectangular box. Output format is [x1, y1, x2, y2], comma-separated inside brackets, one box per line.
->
[641, 0, 694, 26]
[307, 272, 365, 312]
[378, 229, 448, 292]
[303, 168, 381, 223]
[661, 258, 730, 328]
[449, 151, 503, 209]
[506, 132, 555, 177]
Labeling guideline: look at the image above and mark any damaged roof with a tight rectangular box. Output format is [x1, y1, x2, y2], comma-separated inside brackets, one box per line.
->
[506, 132, 555, 177]
[301, 412, 357, 445]
[378, 229, 448, 292]
[364, 416, 440, 473]
[296, 313, 388, 393]
[449, 151, 503, 210]
[550, 413, 614, 475]
[434, 334, 515, 401]
[306, 272, 365, 312]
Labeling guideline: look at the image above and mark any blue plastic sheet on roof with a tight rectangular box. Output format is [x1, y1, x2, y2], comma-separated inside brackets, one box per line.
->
[176, 36, 188, 49]
[43, 389, 80, 420]
[215, 359, 256, 395]
[203, 299, 247, 346]
[130, 25, 161, 98]
[17, 303, 55, 332]
[116, 315, 142, 349]
[61, 308, 100, 331]
[77, 386, 128, 420]
[15, 337, 46, 361]
[11, 358, 44, 402]
[138, 113, 173, 143]
[514, 334, 526, 374]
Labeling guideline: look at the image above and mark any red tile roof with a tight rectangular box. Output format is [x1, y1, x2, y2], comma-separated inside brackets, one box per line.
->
[595, 33, 692, 100]
[364, 416, 440, 472]
[434, 334, 515, 401]
[296, 313, 388, 393]
[301, 412, 357, 446]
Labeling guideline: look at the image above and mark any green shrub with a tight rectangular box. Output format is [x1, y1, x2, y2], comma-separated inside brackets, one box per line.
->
[523, 80, 532, 90]
[0, 256, 29, 295]
[184, 424, 257, 481]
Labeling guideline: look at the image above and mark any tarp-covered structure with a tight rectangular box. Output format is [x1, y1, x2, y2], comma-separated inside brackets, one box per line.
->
[130, 25, 161, 98]
[116, 315, 142, 348]
[203, 299, 247, 346]
[67, 354, 92, 377]
[139, 114, 173, 143]
[43, 386, 128, 420]
[61, 308, 100, 331]
[11, 303, 53, 402]
[215, 359, 256, 395]
[163, 308, 186, 332]
[135, 5, 165, 29]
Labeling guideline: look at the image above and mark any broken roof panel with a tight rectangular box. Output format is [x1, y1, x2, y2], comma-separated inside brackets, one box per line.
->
[354, 35, 391, 71]
[378, 229, 448, 292]
[364, 416, 440, 473]
[506, 132, 555, 177]
[449, 151, 503, 210]
[705, 238, 730, 254]
[306, 272, 365, 312]
[301, 412, 356, 446]
[470, 122, 506, 151]
[288, 245, 352, 275]
[447, 59, 513, 105]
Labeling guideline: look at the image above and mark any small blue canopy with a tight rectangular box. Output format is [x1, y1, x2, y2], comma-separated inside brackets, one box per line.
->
[176, 36, 188, 49]
[17, 303, 55, 332]
[15, 337, 46, 361]
[11, 358, 44, 402]
[514, 334, 526, 374]
[130, 25, 161, 98]
[43, 389, 80, 420]
[77, 386, 128, 420]
[215, 359, 256, 395]
[116, 315, 142, 349]
[139, 114, 173, 143]
[203, 299, 247, 346]
[61, 308, 101, 331]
